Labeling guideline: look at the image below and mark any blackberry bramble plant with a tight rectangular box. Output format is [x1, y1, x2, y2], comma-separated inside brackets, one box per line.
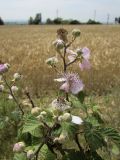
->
[0, 28, 120, 160]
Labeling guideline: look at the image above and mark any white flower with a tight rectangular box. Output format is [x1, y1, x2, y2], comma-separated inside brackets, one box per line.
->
[71, 115, 83, 125]
[54, 78, 66, 82]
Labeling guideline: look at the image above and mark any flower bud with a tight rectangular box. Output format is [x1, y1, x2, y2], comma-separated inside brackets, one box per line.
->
[27, 150, 34, 159]
[13, 73, 22, 81]
[13, 142, 25, 153]
[58, 115, 63, 122]
[8, 94, 13, 100]
[31, 107, 41, 116]
[62, 113, 72, 122]
[0, 84, 4, 92]
[58, 133, 67, 143]
[72, 29, 81, 38]
[40, 111, 47, 116]
[36, 114, 44, 121]
[11, 85, 19, 92]
[0, 63, 10, 74]
[76, 48, 82, 55]
[45, 57, 58, 66]
[53, 39, 64, 50]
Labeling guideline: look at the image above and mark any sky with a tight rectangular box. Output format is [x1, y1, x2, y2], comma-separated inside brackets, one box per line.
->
[0, 0, 120, 22]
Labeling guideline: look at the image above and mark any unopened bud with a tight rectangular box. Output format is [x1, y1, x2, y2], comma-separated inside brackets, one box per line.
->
[0, 84, 4, 92]
[72, 29, 81, 38]
[0, 63, 10, 74]
[13, 142, 25, 153]
[31, 107, 41, 116]
[62, 113, 72, 122]
[53, 39, 64, 50]
[11, 85, 19, 92]
[13, 73, 22, 81]
[27, 150, 34, 159]
[40, 111, 47, 116]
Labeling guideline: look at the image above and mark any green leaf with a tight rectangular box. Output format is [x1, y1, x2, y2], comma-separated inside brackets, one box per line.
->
[40, 144, 56, 160]
[76, 91, 85, 104]
[30, 126, 43, 137]
[61, 122, 79, 138]
[63, 149, 85, 160]
[100, 127, 120, 146]
[92, 112, 104, 124]
[84, 123, 106, 150]
[13, 153, 27, 160]
[112, 144, 120, 155]
[22, 115, 41, 134]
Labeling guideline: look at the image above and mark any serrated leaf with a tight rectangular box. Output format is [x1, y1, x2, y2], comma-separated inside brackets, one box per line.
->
[22, 115, 41, 134]
[100, 127, 120, 146]
[84, 124, 106, 150]
[61, 122, 79, 138]
[40, 144, 56, 160]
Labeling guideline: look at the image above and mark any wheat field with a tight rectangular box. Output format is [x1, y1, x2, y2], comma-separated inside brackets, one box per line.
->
[0, 25, 120, 97]
[0, 24, 120, 159]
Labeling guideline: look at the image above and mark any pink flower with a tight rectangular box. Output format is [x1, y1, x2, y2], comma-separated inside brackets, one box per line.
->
[0, 63, 10, 74]
[79, 59, 91, 71]
[79, 47, 91, 70]
[13, 142, 25, 153]
[67, 49, 77, 62]
[81, 47, 90, 60]
[57, 73, 84, 95]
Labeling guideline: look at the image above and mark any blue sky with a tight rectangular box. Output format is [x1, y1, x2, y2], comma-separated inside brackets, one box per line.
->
[0, 0, 119, 22]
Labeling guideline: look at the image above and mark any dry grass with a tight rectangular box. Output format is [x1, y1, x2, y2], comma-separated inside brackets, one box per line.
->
[0, 25, 120, 96]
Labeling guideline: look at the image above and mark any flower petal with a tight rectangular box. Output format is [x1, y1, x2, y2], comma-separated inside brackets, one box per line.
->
[72, 115, 83, 125]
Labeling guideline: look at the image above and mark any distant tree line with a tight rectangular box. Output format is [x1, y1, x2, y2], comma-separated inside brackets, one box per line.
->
[0, 17, 4, 25]
[28, 13, 42, 25]
[115, 17, 120, 24]
[46, 17, 101, 25]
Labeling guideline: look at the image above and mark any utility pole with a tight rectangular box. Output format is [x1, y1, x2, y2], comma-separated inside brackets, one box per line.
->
[56, 9, 59, 18]
[94, 10, 96, 21]
[107, 14, 110, 24]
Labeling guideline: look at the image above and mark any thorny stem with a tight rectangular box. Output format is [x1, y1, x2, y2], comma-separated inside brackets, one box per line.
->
[67, 58, 78, 67]
[2, 74, 24, 115]
[75, 133, 84, 153]
[25, 90, 35, 108]
[34, 142, 44, 160]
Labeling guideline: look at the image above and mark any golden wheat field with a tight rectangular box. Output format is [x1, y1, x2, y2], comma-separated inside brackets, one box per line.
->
[0, 25, 120, 159]
[0, 25, 120, 97]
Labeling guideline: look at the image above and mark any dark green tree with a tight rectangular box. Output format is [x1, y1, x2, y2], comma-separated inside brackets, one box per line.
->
[53, 18, 62, 24]
[0, 17, 4, 25]
[28, 17, 34, 25]
[34, 13, 42, 24]
[46, 18, 53, 24]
